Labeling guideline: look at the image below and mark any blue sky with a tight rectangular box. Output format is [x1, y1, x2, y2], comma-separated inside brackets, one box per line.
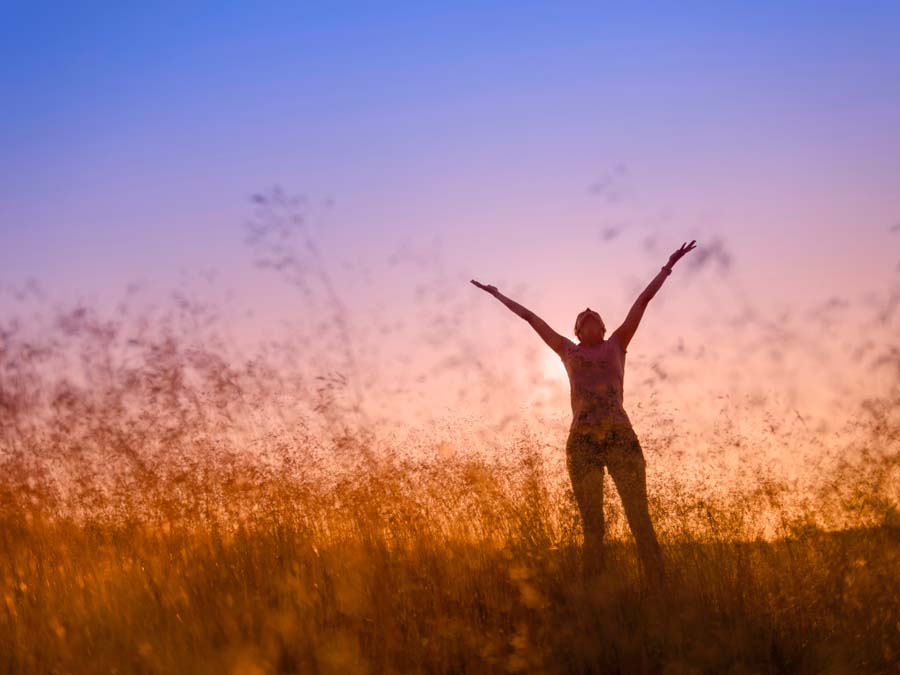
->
[2, 2, 899, 375]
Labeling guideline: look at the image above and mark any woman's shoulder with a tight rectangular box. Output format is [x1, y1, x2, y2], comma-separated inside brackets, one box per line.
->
[607, 333, 627, 354]
[559, 337, 578, 359]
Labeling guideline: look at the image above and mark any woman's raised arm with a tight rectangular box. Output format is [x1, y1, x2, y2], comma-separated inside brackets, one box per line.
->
[470, 280, 569, 356]
[610, 240, 696, 351]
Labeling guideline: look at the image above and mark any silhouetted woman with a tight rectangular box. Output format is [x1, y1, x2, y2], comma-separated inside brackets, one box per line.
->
[471, 240, 697, 586]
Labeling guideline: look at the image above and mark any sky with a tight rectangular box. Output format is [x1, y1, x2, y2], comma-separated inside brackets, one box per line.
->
[3, 3, 900, 470]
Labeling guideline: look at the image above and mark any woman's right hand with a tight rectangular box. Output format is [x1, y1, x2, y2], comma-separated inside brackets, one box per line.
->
[470, 279, 498, 295]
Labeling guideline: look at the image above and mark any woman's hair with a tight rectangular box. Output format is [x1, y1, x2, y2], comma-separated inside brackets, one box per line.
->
[574, 307, 605, 341]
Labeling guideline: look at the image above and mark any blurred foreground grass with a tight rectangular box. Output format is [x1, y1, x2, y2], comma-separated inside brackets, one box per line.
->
[2, 285, 899, 673]
[2, 449, 899, 674]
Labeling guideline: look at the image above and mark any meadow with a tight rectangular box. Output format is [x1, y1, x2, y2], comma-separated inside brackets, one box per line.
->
[1, 296, 898, 675]
[2, 192, 900, 673]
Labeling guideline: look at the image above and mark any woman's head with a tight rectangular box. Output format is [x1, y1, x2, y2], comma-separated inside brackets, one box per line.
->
[574, 307, 605, 344]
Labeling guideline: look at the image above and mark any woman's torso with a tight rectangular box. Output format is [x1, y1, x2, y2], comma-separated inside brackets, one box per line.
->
[559, 334, 632, 434]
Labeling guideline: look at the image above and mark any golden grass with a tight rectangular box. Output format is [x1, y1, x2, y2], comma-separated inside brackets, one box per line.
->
[1, 277, 899, 673]
[2, 441, 899, 674]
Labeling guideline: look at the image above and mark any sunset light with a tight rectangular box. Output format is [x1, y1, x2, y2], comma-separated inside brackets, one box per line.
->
[2, 4, 899, 673]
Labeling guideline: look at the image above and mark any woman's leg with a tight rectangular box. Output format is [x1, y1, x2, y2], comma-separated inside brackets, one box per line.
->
[605, 427, 666, 588]
[565, 429, 607, 577]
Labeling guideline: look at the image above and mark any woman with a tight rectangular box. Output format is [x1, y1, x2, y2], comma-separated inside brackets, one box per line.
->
[471, 240, 697, 585]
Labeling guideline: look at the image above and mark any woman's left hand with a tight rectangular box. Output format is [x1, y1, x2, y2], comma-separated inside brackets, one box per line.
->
[667, 240, 697, 267]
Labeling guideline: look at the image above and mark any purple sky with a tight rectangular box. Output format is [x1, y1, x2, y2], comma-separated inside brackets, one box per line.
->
[3, 4, 899, 467]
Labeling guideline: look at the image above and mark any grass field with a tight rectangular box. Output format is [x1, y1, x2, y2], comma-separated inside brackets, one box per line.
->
[3, 441, 899, 674]
[2, 302, 899, 673]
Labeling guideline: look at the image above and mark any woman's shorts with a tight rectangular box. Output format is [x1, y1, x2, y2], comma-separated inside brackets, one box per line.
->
[565, 420, 645, 477]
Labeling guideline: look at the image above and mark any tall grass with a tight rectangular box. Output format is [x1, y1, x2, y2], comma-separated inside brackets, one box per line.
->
[2, 193, 899, 673]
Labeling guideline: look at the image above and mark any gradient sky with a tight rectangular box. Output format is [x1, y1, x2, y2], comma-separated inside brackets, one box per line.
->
[3, 3, 900, 471]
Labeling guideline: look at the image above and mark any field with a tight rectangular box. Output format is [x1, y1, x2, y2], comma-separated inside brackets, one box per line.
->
[3, 449, 899, 674]
[2, 293, 899, 674]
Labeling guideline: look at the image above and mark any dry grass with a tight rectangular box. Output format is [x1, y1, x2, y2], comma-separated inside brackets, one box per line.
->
[2, 202, 900, 672]
[2, 325, 898, 675]
[2, 446, 899, 674]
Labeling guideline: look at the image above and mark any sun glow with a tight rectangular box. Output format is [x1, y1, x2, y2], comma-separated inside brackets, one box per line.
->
[542, 345, 569, 383]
